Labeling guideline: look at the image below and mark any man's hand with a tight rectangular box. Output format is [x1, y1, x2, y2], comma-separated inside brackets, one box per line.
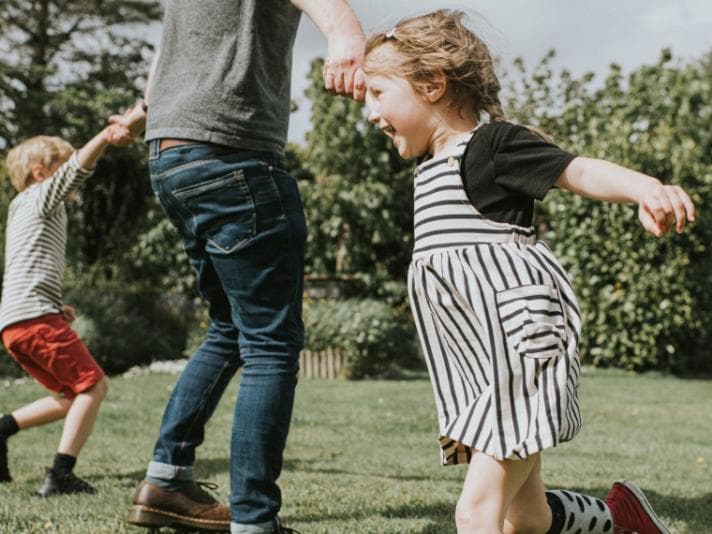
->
[323, 34, 366, 101]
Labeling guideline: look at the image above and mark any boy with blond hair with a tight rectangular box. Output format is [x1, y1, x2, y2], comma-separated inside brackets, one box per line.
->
[0, 124, 132, 496]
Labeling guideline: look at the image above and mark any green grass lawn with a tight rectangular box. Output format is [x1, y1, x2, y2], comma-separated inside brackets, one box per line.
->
[0, 368, 711, 533]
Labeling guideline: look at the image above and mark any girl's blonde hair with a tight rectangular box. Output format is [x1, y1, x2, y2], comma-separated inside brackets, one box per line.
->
[364, 9, 506, 123]
[5, 135, 74, 192]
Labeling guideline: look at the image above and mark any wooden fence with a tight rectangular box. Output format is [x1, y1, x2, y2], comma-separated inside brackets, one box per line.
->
[299, 348, 345, 379]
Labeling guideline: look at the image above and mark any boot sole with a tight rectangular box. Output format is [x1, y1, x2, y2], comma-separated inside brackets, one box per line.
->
[127, 504, 230, 532]
[616, 480, 672, 534]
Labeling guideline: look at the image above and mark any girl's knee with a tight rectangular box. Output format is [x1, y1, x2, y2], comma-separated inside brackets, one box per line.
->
[455, 493, 499, 532]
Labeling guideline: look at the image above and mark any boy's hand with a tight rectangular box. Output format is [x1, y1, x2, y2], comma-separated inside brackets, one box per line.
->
[637, 184, 696, 237]
[62, 305, 77, 323]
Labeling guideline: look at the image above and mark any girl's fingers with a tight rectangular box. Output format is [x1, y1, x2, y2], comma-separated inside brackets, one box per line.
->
[674, 185, 697, 223]
[639, 205, 662, 237]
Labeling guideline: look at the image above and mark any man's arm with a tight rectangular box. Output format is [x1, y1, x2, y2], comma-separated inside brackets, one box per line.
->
[291, 0, 366, 100]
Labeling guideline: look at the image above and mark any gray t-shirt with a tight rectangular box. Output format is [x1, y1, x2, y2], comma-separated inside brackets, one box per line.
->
[146, 0, 302, 155]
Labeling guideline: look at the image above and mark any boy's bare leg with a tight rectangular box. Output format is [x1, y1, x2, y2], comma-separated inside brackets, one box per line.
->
[58, 377, 108, 456]
[12, 396, 72, 428]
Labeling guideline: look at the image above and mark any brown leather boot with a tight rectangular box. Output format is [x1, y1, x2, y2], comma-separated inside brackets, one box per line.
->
[127, 479, 231, 532]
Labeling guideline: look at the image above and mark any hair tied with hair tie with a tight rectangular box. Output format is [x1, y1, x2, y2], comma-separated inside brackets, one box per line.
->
[385, 28, 397, 40]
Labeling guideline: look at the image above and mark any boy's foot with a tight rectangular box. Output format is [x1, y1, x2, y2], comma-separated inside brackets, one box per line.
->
[0, 438, 11, 482]
[35, 468, 97, 497]
[605, 480, 671, 534]
[127, 480, 230, 532]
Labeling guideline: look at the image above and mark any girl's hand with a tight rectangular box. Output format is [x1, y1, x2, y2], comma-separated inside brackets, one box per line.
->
[637, 184, 696, 237]
[62, 305, 77, 323]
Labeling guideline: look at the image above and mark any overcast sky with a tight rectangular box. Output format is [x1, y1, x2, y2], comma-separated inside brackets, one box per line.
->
[150, 1, 712, 145]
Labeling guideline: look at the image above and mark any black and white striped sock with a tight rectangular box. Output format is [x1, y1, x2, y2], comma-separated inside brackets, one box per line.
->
[546, 490, 613, 533]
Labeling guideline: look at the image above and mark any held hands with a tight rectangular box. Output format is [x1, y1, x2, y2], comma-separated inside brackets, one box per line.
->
[106, 103, 148, 145]
[637, 183, 696, 237]
[323, 34, 366, 101]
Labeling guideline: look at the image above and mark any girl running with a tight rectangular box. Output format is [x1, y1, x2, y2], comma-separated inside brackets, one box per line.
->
[362, 9, 694, 534]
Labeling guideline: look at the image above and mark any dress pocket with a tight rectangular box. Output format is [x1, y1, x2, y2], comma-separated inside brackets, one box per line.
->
[496, 284, 566, 360]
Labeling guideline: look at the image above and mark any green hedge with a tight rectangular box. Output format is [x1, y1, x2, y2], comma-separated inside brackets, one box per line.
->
[303, 298, 421, 379]
[64, 281, 189, 375]
[507, 51, 712, 372]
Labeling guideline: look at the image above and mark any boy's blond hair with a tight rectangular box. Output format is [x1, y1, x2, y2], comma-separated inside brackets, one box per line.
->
[5, 136, 74, 193]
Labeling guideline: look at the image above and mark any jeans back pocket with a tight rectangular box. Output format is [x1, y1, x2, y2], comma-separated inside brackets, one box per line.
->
[172, 169, 256, 254]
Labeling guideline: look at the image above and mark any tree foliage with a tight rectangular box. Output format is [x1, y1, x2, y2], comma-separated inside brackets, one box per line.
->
[296, 59, 414, 298]
[0, 0, 161, 145]
[0, 0, 163, 274]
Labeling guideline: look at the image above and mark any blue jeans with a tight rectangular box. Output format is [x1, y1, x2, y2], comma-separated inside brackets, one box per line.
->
[145, 141, 305, 530]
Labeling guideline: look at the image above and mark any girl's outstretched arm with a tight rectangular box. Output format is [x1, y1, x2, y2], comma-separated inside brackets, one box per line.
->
[556, 157, 696, 237]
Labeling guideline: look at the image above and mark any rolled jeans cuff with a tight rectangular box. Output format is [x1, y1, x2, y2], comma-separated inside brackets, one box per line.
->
[231, 520, 275, 533]
[146, 460, 194, 482]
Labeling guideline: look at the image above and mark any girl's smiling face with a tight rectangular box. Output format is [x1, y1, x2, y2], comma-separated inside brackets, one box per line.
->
[364, 72, 435, 160]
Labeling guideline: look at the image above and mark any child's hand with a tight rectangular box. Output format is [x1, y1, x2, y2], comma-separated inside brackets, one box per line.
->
[106, 123, 135, 146]
[62, 305, 76, 323]
[637, 184, 696, 237]
[108, 104, 147, 138]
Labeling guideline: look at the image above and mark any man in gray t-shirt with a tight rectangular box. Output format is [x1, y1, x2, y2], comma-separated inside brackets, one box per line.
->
[114, 2, 364, 532]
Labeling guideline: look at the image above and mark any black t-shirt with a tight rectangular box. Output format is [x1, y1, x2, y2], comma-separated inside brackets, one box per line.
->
[461, 122, 576, 228]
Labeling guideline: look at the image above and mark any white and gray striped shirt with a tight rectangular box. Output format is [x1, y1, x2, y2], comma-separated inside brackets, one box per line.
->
[0, 153, 92, 331]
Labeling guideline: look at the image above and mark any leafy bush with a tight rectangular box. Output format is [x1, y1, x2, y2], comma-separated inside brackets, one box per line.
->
[303, 298, 421, 379]
[64, 280, 189, 375]
[506, 50, 712, 372]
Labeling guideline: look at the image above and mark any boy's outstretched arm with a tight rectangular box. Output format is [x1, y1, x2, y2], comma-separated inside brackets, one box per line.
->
[76, 127, 113, 170]
[556, 156, 696, 237]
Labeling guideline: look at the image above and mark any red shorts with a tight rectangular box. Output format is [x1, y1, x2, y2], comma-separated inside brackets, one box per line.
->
[1, 313, 105, 399]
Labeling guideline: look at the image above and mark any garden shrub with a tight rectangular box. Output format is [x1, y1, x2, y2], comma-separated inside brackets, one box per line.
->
[64, 281, 189, 375]
[303, 298, 421, 379]
[507, 50, 712, 372]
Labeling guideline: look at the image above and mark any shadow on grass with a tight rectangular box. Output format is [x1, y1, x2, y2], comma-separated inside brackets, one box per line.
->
[88, 457, 231, 486]
[282, 457, 441, 482]
[291, 500, 453, 533]
[565, 486, 712, 533]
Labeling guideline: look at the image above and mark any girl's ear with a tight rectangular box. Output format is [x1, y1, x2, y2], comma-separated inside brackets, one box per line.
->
[424, 71, 447, 103]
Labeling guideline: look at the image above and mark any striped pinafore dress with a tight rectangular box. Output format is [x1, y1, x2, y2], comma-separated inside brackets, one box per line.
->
[407, 132, 583, 464]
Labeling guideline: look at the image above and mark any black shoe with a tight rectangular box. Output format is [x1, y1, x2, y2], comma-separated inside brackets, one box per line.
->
[0, 437, 11, 483]
[35, 468, 97, 497]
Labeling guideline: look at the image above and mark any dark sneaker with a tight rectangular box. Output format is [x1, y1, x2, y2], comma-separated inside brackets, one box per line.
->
[127, 480, 230, 532]
[35, 468, 97, 497]
[0, 438, 11, 482]
[605, 480, 671, 534]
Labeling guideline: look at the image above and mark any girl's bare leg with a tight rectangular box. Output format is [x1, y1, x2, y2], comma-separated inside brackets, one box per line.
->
[455, 451, 541, 534]
[504, 454, 552, 534]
